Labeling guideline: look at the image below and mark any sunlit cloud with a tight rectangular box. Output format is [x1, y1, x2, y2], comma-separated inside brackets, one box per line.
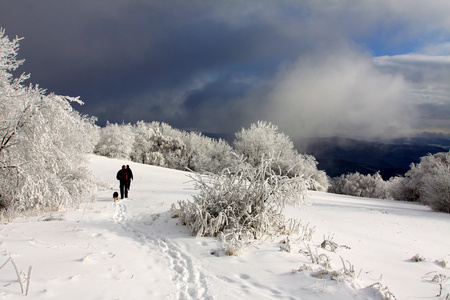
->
[261, 46, 415, 140]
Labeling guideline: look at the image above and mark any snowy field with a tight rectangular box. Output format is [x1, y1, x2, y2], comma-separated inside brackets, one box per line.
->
[0, 155, 449, 299]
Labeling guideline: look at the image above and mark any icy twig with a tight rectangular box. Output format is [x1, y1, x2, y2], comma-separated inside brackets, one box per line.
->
[425, 272, 448, 297]
[367, 282, 397, 300]
[26, 266, 32, 296]
[11, 258, 24, 294]
[0, 257, 11, 269]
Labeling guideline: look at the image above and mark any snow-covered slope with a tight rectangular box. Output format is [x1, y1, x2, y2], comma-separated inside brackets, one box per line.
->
[0, 155, 449, 299]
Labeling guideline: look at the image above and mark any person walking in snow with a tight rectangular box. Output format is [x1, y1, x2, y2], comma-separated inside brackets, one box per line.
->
[116, 165, 128, 199]
[125, 165, 133, 191]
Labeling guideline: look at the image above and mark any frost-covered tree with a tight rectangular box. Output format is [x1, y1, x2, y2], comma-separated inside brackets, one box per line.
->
[138, 121, 186, 169]
[138, 122, 233, 172]
[398, 152, 450, 212]
[421, 156, 450, 213]
[94, 122, 134, 159]
[329, 152, 450, 212]
[329, 171, 389, 199]
[385, 176, 407, 201]
[98, 120, 233, 172]
[234, 121, 295, 168]
[233, 121, 329, 191]
[181, 131, 233, 173]
[148, 127, 186, 169]
[130, 121, 156, 164]
[0, 29, 97, 219]
[290, 153, 329, 191]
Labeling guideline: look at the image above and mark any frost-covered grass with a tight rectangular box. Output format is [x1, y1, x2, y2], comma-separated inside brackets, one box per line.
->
[178, 155, 309, 242]
[0, 155, 449, 299]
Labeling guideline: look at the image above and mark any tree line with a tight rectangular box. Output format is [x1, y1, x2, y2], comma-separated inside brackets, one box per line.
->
[329, 152, 450, 213]
[93, 120, 329, 191]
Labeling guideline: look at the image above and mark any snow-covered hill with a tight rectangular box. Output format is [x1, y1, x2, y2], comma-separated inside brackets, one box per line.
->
[0, 155, 449, 299]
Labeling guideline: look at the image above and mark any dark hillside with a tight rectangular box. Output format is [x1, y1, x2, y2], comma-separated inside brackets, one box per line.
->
[296, 137, 449, 179]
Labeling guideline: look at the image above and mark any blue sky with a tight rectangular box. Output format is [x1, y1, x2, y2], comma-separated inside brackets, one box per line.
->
[1, 0, 450, 140]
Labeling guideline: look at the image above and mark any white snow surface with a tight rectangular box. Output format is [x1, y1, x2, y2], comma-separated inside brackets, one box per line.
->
[1, 155, 449, 299]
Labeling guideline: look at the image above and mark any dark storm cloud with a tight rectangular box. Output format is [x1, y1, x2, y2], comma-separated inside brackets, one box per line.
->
[0, 1, 309, 128]
[2, 0, 450, 137]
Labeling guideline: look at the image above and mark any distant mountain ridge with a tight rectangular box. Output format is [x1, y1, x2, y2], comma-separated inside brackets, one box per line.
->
[296, 137, 450, 179]
[202, 131, 450, 180]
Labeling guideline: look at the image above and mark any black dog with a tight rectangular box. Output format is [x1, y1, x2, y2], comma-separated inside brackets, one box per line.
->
[113, 191, 119, 202]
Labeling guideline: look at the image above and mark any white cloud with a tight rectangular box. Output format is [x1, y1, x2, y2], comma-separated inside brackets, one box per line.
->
[372, 52, 450, 135]
[374, 54, 450, 104]
[262, 46, 415, 140]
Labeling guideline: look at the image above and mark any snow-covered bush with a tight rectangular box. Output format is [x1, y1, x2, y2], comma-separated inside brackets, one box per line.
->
[130, 121, 156, 164]
[234, 121, 296, 168]
[94, 122, 134, 159]
[233, 121, 329, 191]
[178, 154, 309, 250]
[132, 121, 233, 172]
[385, 176, 410, 201]
[128, 121, 186, 168]
[396, 165, 425, 203]
[181, 131, 233, 173]
[0, 29, 97, 218]
[396, 152, 450, 204]
[148, 127, 186, 169]
[420, 153, 450, 212]
[329, 171, 389, 199]
[96, 120, 233, 172]
[153, 123, 234, 173]
[392, 152, 450, 212]
[328, 152, 450, 212]
[290, 153, 329, 191]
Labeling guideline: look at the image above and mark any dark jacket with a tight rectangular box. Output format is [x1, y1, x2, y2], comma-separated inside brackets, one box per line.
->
[126, 167, 133, 181]
[116, 169, 128, 183]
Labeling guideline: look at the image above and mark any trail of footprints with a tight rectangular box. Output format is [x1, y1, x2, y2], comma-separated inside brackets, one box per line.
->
[112, 200, 212, 300]
[155, 236, 212, 300]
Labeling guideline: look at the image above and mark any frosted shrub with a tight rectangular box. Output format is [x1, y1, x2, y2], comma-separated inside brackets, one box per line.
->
[290, 153, 329, 191]
[329, 172, 389, 199]
[420, 156, 450, 213]
[396, 152, 450, 212]
[157, 124, 233, 173]
[130, 121, 157, 164]
[234, 121, 296, 168]
[149, 128, 186, 169]
[385, 176, 408, 201]
[398, 163, 426, 202]
[234, 121, 329, 190]
[134, 122, 233, 172]
[178, 155, 309, 248]
[94, 122, 134, 159]
[128, 121, 186, 168]
[182, 131, 233, 173]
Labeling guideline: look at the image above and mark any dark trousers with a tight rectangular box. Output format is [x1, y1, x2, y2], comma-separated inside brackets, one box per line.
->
[120, 181, 128, 199]
[126, 180, 131, 191]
